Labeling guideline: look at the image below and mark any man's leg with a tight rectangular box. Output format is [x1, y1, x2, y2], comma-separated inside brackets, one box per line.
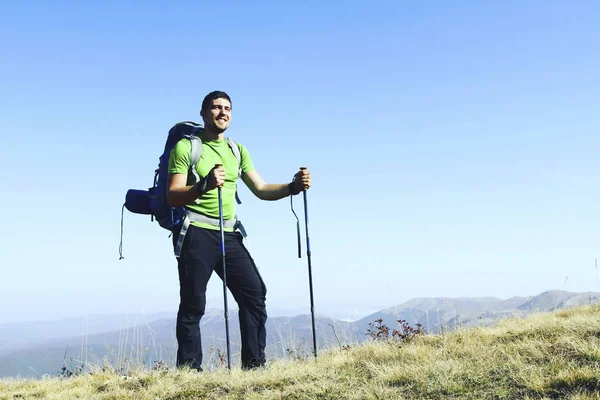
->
[173, 225, 220, 370]
[216, 231, 268, 369]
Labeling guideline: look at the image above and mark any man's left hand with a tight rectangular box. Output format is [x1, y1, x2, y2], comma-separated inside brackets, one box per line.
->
[293, 168, 311, 193]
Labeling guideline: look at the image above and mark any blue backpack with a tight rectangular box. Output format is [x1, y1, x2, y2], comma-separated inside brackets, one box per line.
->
[119, 121, 244, 259]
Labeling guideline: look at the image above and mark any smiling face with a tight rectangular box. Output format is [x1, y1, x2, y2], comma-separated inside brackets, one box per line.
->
[201, 97, 232, 135]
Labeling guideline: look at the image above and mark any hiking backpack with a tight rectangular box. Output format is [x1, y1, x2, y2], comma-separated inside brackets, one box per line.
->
[119, 120, 245, 259]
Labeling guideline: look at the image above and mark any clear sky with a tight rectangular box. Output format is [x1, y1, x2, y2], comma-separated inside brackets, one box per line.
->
[1, 1, 599, 324]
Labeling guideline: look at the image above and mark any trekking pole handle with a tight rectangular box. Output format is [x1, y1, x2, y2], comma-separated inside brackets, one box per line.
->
[299, 166, 308, 190]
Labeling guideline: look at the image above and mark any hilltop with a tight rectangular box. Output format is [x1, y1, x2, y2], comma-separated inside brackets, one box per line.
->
[1, 302, 599, 399]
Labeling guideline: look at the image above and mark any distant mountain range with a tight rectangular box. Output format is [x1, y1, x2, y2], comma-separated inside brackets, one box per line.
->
[1, 290, 598, 379]
[0, 311, 174, 355]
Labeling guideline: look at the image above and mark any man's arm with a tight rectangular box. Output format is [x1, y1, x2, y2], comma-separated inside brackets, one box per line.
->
[166, 173, 202, 207]
[167, 166, 225, 207]
[241, 169, 311, 201]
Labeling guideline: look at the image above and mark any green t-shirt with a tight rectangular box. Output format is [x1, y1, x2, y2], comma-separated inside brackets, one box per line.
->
[167, 134, 255, 231]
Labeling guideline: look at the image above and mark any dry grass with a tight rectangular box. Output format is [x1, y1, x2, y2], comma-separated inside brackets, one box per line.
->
[1, 303, 599, 399]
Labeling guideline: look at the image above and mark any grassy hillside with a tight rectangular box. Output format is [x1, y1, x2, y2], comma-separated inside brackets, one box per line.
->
[1, 303, 599, 399]
[3, 290, 597, 379]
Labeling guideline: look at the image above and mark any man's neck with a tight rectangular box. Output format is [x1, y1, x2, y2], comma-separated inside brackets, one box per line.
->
[202, 128, 225, 141]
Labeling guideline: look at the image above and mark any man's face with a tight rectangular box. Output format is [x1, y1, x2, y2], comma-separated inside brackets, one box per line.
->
[202, 97, 232, 134]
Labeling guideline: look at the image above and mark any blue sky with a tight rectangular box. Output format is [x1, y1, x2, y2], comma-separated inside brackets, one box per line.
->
[1, 1, 599, 324]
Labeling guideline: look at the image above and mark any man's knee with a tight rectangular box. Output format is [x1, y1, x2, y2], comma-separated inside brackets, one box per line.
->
[180, 294, 207, 318]
[248, 285, 267, 311]
[243, 297, 268, 321]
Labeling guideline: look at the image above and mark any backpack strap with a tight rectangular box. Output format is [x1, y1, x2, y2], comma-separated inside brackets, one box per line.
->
[226, 138, 242, 177]
[226, 137, 243, 204]
[173, 135, 204, 257]
[188, 135, 203, 184]
[174, 209, 238, 257]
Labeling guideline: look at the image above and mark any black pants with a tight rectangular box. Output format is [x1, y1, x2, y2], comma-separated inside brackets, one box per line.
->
[173, 224, 267, 370]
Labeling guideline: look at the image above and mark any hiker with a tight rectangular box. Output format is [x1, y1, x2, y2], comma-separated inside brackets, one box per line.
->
[166, 90, 311, 371]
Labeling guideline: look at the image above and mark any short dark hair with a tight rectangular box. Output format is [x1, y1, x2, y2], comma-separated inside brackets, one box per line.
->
[201, 91, 232, 113]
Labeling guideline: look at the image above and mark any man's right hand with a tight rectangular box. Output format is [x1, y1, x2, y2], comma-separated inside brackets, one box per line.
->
[206, 164, 226, 190]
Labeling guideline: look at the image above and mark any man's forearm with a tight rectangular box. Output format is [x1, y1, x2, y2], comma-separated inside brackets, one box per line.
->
[167, 185, 200, 207]
[167, 177, 209, 207]
[257, 183, 294, 201]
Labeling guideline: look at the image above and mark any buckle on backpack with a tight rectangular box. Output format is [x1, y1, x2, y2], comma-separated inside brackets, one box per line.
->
[234, 219, 248, 238]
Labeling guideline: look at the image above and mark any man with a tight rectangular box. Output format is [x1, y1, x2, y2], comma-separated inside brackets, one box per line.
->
[166, 90, 311, 371]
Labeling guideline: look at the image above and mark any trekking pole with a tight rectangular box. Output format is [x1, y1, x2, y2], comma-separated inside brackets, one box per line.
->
[300, 167, 317, 359]
[216, 164, 232, 370]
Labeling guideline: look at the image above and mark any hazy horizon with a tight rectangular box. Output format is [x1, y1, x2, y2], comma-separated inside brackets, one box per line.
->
[3, 288, 598, 325]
